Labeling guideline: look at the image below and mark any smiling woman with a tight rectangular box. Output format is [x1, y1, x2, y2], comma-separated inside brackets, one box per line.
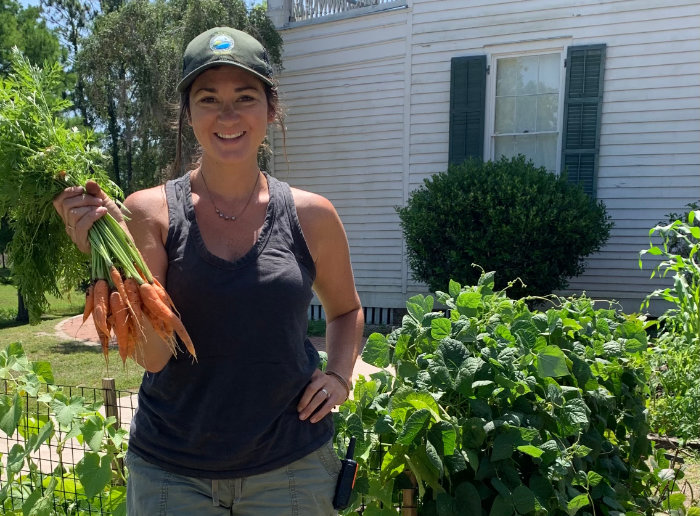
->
[52, 26, 364, 515]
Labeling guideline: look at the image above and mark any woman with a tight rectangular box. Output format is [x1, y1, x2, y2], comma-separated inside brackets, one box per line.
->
[53, 26, 364, 515]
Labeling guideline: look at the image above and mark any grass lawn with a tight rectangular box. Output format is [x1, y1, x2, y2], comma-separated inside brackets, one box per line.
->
[0, 271, 144, 392]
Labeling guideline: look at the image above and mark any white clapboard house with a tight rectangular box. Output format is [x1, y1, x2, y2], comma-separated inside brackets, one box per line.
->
[265, 0, 700, 320]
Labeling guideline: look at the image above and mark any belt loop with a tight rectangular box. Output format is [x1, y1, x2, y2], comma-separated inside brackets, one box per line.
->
[212, 479, 219, 506]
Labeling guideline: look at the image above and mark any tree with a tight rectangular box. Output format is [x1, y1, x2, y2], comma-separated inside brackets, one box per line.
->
[78, 0, 284, 193]
[40, 0, 98, 125]
[0, 0, 62, 73]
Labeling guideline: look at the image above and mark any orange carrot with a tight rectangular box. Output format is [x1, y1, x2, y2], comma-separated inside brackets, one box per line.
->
[141, 297, 177, 353]
[97, 328, 110, 363]
[123, 278, 143, 322]
[152, 278, 179, 315]
[110, 266, 138, 320]
[83, 283, 94, 323]
[139, 282, 196, 360]
[92, 279, 110, 337]
[110, 291, 130, 365]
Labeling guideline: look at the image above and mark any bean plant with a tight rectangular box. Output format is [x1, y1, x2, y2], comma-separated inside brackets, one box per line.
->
[334, 271, 689, 514]
[0, 343, 127, 515]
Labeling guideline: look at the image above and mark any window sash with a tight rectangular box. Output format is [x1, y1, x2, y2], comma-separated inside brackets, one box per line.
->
[485, 49, 566, 173]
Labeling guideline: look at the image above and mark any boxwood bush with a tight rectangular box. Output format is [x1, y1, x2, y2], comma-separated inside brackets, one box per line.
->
[333, 273, 686, 514]
[397, 156, 613, 298]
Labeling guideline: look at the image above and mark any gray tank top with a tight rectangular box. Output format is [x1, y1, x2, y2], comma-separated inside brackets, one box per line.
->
[127, 172, 333, 478]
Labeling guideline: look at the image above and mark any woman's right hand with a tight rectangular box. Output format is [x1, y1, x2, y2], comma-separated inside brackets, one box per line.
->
[52, 180, 118, 254]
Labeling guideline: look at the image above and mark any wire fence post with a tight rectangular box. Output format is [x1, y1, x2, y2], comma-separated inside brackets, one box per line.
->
[102, 377, 125, 485]
[401, 470, 417, 516]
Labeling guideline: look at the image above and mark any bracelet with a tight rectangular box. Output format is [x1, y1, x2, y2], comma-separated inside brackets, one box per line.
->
[325, 370, 351, 400]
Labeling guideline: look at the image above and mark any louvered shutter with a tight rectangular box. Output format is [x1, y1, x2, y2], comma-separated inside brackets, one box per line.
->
[449, 55, 486, 165]
[561, 44, 606, 197]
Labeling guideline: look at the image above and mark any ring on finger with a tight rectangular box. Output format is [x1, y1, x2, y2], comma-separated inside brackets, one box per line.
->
[320, 388, 330, 399]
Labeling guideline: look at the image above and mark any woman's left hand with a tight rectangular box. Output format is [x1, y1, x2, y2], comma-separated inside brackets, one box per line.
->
[297, 369, 347, 424]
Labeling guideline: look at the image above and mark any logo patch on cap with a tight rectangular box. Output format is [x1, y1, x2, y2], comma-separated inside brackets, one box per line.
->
[209, 34, 235, 54]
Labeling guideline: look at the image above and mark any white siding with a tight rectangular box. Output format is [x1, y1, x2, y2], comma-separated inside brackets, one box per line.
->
[273, 9, 410, 306]
[272, 0, 700, 315]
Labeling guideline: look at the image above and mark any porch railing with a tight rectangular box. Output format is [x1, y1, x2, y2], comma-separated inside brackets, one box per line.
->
[289, 0, 402, 23]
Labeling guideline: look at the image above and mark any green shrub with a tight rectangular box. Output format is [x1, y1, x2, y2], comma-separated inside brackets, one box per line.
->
[333, 272, 687, 514]
[397, 156, 613, 297]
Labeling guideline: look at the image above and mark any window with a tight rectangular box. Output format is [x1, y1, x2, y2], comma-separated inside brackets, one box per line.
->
[492, 53, 561, 172]
[449, 44, 606, 197]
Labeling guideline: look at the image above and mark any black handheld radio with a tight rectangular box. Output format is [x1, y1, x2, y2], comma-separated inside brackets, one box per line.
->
[333, 436, 358, 510]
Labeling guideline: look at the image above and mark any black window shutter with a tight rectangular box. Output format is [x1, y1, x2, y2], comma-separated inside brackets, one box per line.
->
[449, 55, 486, 165]
[561, 44, 606, 197]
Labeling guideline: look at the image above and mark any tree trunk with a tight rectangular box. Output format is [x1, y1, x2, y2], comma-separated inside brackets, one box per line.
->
[16, 290, 29, 323]
[107, 94, 121, 188]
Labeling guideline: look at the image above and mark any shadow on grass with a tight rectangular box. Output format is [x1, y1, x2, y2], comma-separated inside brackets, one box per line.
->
[47, 340, 102, 355]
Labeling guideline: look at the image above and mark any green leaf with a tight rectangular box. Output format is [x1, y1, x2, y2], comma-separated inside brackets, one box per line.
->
[368, 476, 394, 508]
[27, 421, 54, 453]
[462, 417, 486, 448]
[587, 471, 603, 487]
[491, 431, 518, 462]
[448, 279, 461, 298]
[516, 445, 543, 458]
[397, 408, 431, 445]
[428, 421, 457, 457]
[390, 388, 441, 423]
[559, 398, 589, 436]
[363, 333, 391, 368]
[436, 492, 456, 516]
[431, 318, 452, 340]
[380, 444, 407, 481]
[456, 292, 482, 317]
[31, 360, 54, 384]
[536, 346, 569, 378]
[667, 492, 686, 510]
[407, 295, 433, 322]
[455, 481, 481, 515]
[489, 494, 514, 516]
[437, 339, 469, 374]
[566, 494, 590, 516]
[75, 452, 112, 498]
[81, 415, 105, 452]
[23, 477, 56, 516]
[7, 443, 26, 475]
[686, 507, 700, 516]
[512, 485, 536, 514]
[0, 392, 22, 435]
[51, 396, 86, 427]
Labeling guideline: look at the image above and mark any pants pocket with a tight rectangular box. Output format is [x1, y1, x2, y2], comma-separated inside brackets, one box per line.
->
[315, 439, 342, 479]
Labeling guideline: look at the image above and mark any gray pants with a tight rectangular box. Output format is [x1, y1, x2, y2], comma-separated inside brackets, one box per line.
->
[125, 441, 340, 515]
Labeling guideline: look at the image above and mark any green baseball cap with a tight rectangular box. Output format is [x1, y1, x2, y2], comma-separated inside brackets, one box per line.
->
[177, 27, 274, 93]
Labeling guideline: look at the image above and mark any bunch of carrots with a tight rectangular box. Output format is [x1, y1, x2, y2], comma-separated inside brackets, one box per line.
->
[78, 205, 196, 366]
[0, 50, 195, 367]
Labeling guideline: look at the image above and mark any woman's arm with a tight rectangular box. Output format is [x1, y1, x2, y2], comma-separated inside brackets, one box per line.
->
[122, 187, 176, 373]
[53, 181, 175, 373]
[294, 189, 365, 423]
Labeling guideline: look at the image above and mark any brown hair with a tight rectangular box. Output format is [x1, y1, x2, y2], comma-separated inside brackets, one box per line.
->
[171, 76, 287, 176]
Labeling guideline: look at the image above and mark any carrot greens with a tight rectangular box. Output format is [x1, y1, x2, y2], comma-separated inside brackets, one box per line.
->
[0, 50, 194, 366]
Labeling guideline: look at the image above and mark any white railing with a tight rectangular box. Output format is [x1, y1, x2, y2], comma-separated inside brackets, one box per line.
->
[290, 0, 397, 22]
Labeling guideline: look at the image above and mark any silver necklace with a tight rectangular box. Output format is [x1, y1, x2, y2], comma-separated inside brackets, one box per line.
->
[199, 170, 260, 222]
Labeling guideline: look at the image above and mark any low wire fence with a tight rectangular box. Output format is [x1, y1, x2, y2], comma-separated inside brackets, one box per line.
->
[0, 379, 137, 514]
[0, 379, 416, 514]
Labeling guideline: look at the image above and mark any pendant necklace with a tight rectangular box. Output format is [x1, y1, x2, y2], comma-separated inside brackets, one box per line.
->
[199, 169, 260, 222]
